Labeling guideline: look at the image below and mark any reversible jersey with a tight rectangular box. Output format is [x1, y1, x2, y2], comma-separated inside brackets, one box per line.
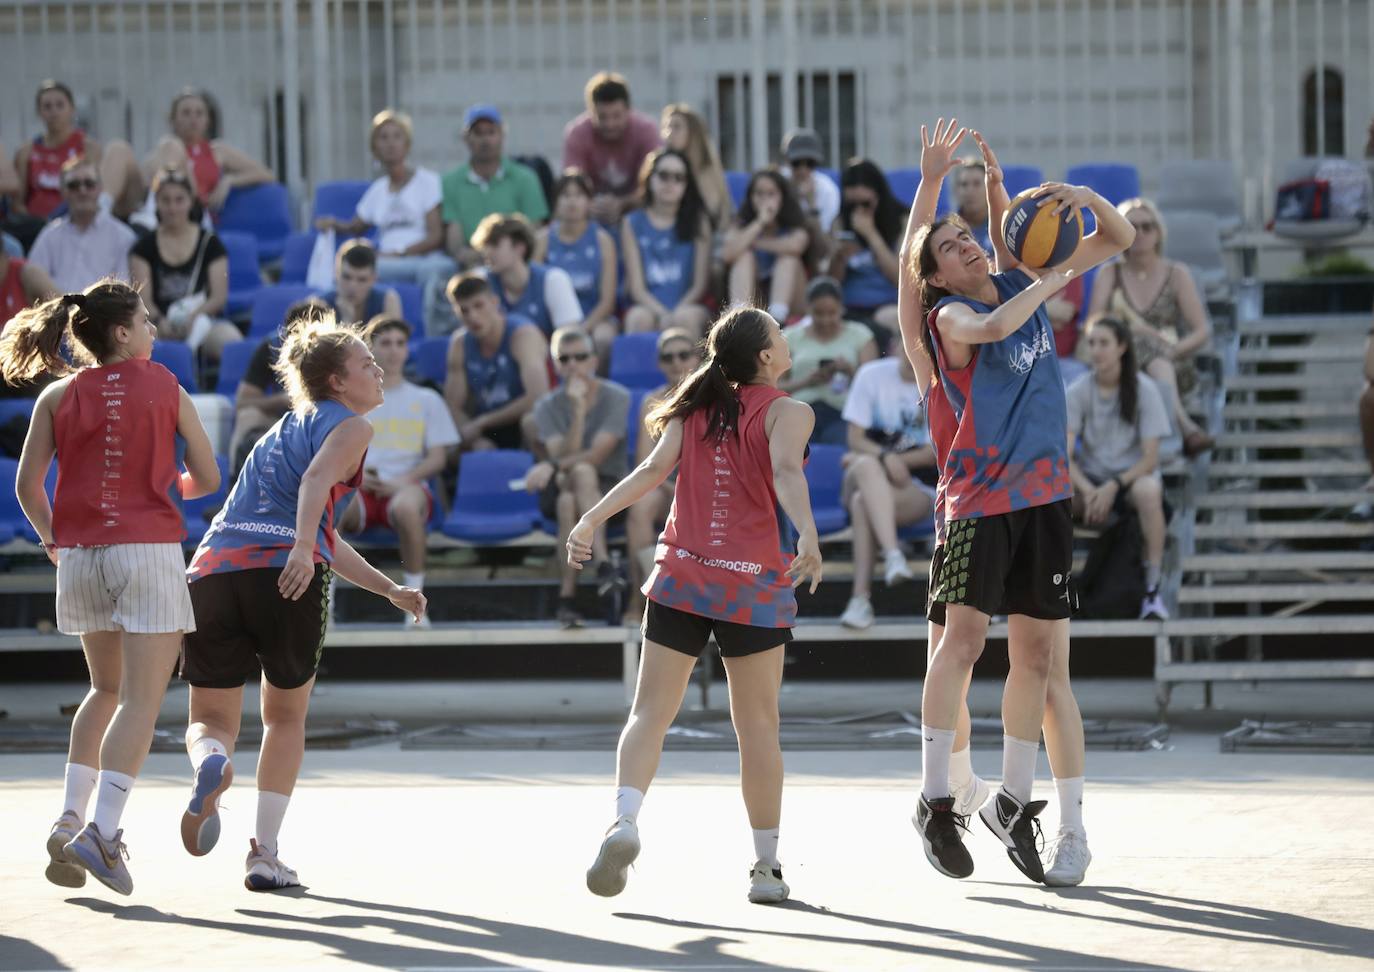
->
[544, 222, 603, 315]
[925, 267, 1072, 523]
[644, 383, 798, 628]
[188, 399, 362, 579]
[488, 262, 556, 336]
[51, 358, 186, 547]
[626, 208, 696, 310]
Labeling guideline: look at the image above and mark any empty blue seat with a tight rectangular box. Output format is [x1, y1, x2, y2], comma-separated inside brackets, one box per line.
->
[1001, 164, 1045, 200]
[278, 231, 316, 284]
[408, 336, 450, 388]
[609, 333, 666, 390]
[725, 171, 751, 209]
[805, 443, 849, 536]
[0, 457, 36, 543]
[220, 230, 264, 315]
[182, 454, 231, 548]
[249, 284, 317, 338]
[151, 340, 197, 392]
[216, 339, 262, 399]
[1065, 162, 1140, 233]
[312, 180, 371, 223]
[885, 167, 921, 208]
[392, 282, 425, 336]
[218, 183, 293, 262]
[442, 449, 542, 543]
[0, 398, 37, 428]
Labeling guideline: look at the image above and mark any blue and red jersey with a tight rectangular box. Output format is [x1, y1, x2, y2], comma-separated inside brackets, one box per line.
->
[925, 268, 1072, 524]
[644, 383, 798, 628]
[188, 399, 362, 580]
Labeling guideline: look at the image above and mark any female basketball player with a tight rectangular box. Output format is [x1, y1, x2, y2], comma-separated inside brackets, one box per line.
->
[566, 308, 823, 905]
[899, 119, 1129, 885]
[1, 280, 220, 895]
[177, 308, 425, 891]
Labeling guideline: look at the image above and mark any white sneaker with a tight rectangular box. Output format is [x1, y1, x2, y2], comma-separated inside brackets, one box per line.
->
[747, 860, 789, 904]
[1139, 591, 1169, 620]
[244, 838, 300, 891]
[1043, 826, 1092, 887]
[883, 549, 914, 585]
[951, 774, 991, 821]
[839, 596, 874, 629]
[586, 816, 640, 897]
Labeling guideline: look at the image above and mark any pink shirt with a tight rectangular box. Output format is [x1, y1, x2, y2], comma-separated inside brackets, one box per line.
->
[561, 110, 662, 198]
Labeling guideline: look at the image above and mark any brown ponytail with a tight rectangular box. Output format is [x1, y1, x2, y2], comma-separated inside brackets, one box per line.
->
[646, 306, 774, 441]
[272, 304, 365, 413]
[0, 279, 140, 385]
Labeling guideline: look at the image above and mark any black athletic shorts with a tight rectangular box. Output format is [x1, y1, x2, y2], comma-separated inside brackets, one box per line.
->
[926, 500, 1074, 622]
[643, 599, 792, 658]
[181, 564, 332, 690]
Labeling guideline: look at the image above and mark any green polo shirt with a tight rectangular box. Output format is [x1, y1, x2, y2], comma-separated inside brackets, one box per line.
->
[440, 158, 549, 244]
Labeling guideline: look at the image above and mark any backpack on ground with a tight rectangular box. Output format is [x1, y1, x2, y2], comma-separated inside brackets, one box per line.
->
[1076, 510, 1145, 619]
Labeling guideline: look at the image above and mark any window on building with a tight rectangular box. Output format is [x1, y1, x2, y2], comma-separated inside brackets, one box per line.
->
[1302, 67, 1344, 156]
[716, 71, 857, 171]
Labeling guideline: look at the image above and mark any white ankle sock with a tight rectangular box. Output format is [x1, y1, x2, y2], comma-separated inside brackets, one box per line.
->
[1001, 734, 1041, 804]
[920, 725, 957, 801]
[1055, 776, 1085, 832]
[62, 762, 98, 823]
[752, 827, 780, 868]
[189, 736, 227, 770]
[91, 771, 135, 836]
[403, 571, 424, 591]
[948, 746, 974, 795]
[255, 790, 291, 857]
[615, 786, 644, 821]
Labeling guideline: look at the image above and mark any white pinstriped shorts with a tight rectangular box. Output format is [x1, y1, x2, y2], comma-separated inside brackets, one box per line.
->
[55, 543, 196, 636]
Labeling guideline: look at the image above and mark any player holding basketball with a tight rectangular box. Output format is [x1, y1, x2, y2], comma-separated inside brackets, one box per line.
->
[901, 119, 1134, 884]
[566, 306, 822, 905]
[178, 308, 425, 891]
[1, 280, 220, 895]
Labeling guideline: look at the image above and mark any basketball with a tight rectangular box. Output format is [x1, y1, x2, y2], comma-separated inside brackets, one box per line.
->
[1002, 187, 1084, 269]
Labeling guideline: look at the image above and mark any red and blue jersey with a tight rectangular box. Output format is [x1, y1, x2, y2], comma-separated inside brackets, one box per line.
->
[188, 399, 363, 580]
[926, 268, 1072, 524]
[644, 383, 798, 628]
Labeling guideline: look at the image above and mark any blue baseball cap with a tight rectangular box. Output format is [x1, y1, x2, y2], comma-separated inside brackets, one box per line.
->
[463, 104, 502, 130]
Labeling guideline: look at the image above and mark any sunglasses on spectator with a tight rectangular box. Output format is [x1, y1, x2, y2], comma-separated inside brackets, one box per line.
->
[1131, 220, 1158, 232]
[653, 169, 687, 183]
[659, 350, 697, 363]
[791, 159, 816, 171]
[64, 178, 99, 191]
[557, 351, 593, 364]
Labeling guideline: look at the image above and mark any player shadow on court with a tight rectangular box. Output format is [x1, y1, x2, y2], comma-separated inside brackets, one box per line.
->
[617, 905, 1180, 970]
[967, 883, 1374, 961]
[0, 935, 71, 971]
[63, 894, 783, 971]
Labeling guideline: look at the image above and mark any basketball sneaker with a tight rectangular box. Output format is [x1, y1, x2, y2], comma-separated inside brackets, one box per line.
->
[1043, 826, 1092, 887]
[64, 822, 132, 896]
[913, 794, 974, 878]
[244, 838, 300, 891]
[585, 815, 640, 897]
[747, 861, 789, 904]
[181, 752, 233, 856]
[44, 810, 85, 888]
[978, 788, 1049, 883]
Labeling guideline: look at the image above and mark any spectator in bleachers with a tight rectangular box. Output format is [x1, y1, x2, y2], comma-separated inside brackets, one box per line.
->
[1067, 315, 1171, 620]
[624, 328, 701, 618]
[470, 214, 581, 337]
[316, 110, 453, 325]
[443, 272, 550, 450]
[27, 157, 136, 293]
[780, 127, 840, 238]
[128, 169, 240, 362]
[622, 149, 711, 340]
[535, 170, 619, 360]
[952, 158, 992, 251]
[562, 72, 662, 225]
[829, 159, 904, 336]
[780, 277, 877, 443]
[1086, 198, 1214, 457]
[1357, 327, 1374, 519]
[314, 238, 403, 324]
[440, 105, 549, 269]
[134, 88, 273, 223]
[722, 169, 810, 323]
[0, 139, 19, 200]
[661, 104, 733, 231]
[226, 299, 322, 475]
[524, 327, 631, 627]
[11, 82, 92, 229]
[0, 249, 58, 331]
[837, 346, 937, 630]
[338, 317, 459, 627]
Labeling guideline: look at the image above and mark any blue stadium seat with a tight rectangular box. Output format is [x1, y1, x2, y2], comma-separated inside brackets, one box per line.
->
[725, 171, 751, 209]
[609, 333, 666, 390]
[0, 398, 37, 428]
[182, 454, 231, 549]
[151, 340, 197, 392]
[220, 230, 264, 316]
[408, 336, 450, 389]
[279, 231, 316, 284]
[0, 456, 43, 543]
[249, 284, 317, 338]
[898, 517, 938, 543]
[885, 167, 921, 208]
[625, 386, 654, 458]
[1065, 162, 1140, 233]
[218, 183, 293, 263]
[442, 449, 542, 543]
[805, 443, 849, 536]
[1002, 164, 1045, 200]
[216, 339, 260, 399]
[313, 180, 371, 222]
[392, 282, 425, 336]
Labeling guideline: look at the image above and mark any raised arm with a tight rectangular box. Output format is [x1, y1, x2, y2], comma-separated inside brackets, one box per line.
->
[971, 131, 1015, 274]
[1039, 183, 1137, 277]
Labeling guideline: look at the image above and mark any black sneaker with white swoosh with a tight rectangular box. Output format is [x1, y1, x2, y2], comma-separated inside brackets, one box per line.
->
[978, 788, 1048, 883]
[913, 794, 974, 879]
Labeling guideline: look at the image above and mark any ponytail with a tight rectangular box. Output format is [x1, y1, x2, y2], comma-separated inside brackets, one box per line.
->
[646, 306, 774, 441]
[0, 280, 139, 385]
[272, 304, 365, 413]
[1086, 314, 1139, 425]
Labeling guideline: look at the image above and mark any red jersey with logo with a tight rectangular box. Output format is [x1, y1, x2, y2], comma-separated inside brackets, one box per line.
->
[185, 139, 221, 206]
[26, 130, 86, 219]
[644, 383, 798, 628]
[1, 258, 28, 328]
[51, 358, 186, 547]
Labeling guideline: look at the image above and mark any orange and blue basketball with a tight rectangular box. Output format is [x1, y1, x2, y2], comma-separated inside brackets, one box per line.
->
[1002, 187, 1083, 269]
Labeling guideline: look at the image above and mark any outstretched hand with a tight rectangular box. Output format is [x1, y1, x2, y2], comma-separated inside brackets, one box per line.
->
[971, 130, 1003, 190]
[919, 117, 969, 183]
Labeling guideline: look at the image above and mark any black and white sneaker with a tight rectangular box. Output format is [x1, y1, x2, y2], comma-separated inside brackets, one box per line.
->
[978, 788, 1048, 883]
[913, 794, 974, 879]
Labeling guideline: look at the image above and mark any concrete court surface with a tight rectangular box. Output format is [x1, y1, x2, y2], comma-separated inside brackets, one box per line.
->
[1, 735, 1372, 972]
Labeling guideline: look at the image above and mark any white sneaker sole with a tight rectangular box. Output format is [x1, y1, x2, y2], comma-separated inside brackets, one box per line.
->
[586, 828, 640, 897]
[748, 881, 789, 904]
[1044, 849, 1092, 887]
